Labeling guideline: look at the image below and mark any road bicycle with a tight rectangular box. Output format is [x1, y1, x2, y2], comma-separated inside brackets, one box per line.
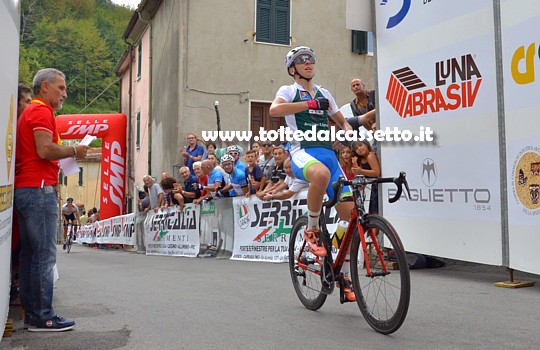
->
[64, 222, 78, 253]
[289, 172, 411, 334]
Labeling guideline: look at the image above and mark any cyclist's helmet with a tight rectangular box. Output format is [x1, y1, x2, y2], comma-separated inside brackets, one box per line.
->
[220, 154, 235, 164]
[227, 145, 240, 154]
[285, 46, 316, 76]
[67, 197, 73, 202]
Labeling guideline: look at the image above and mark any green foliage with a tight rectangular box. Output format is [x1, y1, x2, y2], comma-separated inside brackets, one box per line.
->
[19, 0, 132, 114]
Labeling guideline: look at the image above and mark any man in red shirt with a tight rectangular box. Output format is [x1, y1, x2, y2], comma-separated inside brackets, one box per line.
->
[14, 68, 87, 332]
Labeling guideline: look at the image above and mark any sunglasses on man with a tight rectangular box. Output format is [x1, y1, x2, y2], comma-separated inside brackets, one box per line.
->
[294, 55, 316, 65]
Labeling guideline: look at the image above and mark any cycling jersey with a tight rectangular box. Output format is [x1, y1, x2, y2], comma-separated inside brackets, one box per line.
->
[224, 167, 248, 197]
[275, 82, 339, 153]
[62, 203, 79, 216]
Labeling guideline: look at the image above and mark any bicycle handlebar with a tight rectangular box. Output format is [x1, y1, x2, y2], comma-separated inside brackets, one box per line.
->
[322, 171, 411, 208]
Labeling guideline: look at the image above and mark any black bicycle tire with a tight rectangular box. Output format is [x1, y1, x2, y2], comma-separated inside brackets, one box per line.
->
[350, 214, 410, 334]
[67, 229, 72, 253]
[288, 215, 327, 310]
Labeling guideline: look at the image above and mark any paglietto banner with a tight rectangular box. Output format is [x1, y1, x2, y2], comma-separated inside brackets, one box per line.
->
[230, 190, 340, 262]
[75, 213, 136, 245]
[376, 0, 502, 265]
[144, 204, 200, 257]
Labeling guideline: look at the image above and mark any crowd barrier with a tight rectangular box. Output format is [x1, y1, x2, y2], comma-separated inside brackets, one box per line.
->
[74, 189, 341, 262]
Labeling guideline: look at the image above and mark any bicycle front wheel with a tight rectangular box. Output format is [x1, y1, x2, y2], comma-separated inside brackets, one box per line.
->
[288, 215, 327, 310]
[350, 214, 410, 334]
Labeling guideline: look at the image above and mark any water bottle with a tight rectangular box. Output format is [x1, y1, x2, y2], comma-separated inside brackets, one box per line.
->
[332, 220, 349, 249]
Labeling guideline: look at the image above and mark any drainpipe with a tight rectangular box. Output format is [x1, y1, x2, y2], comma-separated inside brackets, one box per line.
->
[124, 38, 135, 213]
[136, 10, 153, 176]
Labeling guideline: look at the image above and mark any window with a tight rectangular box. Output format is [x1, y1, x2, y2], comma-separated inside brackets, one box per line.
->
[137, 43, 142, 79]
[256, 0, 290, 45]
[136, 111, 141, 149]
[78, 167, 83, 186]
[59, 172, 67, 186]
[352, 31, 374, 55]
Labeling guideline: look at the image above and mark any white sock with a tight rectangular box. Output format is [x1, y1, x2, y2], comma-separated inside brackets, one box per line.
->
[307, 210, 319, 230]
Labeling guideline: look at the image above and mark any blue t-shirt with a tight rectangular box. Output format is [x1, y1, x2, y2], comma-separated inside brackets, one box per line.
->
[234, 160, 247, 173]
[226, 167, 248, 197]
[208, 168, 224, 196]
[183, 174, 201, 199]
[185, 144, 205, 174]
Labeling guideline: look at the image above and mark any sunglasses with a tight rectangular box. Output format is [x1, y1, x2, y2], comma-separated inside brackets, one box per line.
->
[229, 152, 239, 156]
[262, 144, 273, 147]
[294, 55, 316, 65]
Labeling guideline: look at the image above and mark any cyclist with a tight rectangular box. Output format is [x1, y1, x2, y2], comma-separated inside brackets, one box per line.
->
[62, 197, 80, 250]
[270, 46, 356, 300]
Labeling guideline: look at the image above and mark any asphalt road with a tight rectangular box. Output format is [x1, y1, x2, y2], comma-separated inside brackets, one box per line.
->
[2, 244, 540, 350]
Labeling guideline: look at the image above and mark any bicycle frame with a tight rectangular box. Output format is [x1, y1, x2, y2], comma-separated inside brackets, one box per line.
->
[295, 185, 390, 280]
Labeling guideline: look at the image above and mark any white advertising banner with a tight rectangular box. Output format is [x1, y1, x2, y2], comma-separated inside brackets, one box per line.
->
[376, 0, 502, 264]
[231, 190, 340, 262]
[500, 0, 540, 274]
[0, 0, 19, 334]
[231, 192, 308, 262]
[75, 213, 137, 245]
[144, 204, 200, 257]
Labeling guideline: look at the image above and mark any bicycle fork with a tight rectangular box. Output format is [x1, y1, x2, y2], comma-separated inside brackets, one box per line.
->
[359, 225, 390, 277]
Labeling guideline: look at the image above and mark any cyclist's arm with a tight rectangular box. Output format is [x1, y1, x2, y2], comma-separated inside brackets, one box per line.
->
[269, 97, 312, 117]
[328, 110, 353, 132]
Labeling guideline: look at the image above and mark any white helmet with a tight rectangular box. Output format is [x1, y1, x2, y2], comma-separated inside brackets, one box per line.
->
[227, 145, 240, 153]
[220, 154, 235, 164]
[285, 46, 316, 73]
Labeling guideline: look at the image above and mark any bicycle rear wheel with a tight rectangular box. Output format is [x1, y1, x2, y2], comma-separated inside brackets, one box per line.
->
[288, 215, 327, 310]
[350, 214, 410, 334]
[67, 233, 72, 253]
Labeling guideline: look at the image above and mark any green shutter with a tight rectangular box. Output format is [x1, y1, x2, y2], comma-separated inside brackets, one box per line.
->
[257, 0, 272, 43]
[257, 0, 289, 44]
[352, 30, 368, 54]
[274, 0, 290, 45]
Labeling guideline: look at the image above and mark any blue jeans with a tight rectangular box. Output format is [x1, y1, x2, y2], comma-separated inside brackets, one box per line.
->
[14, 186, 58, 322]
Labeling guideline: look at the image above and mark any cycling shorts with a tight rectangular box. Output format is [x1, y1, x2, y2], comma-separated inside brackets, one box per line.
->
[64, 213, 76, 222]
[290, 147, 351, 200]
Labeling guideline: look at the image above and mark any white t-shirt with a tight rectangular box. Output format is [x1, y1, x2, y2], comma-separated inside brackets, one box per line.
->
[284, 175, 309, 193]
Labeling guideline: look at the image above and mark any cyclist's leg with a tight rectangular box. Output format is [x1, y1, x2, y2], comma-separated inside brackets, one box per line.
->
[291, 148, 329, 257]
[291, 149, 329, 231]
[63, 216, 68, 241]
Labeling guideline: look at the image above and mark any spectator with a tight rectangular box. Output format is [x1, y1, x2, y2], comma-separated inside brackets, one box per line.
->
[352, 140, 380, 214]
[142, 175, 165, 212]
[347, 78, 376, 132]
[207, 154, 227, 178]
[220, 155, 248, 197]
[258, 146, 287, 198]
[251, 141, 263, 158]
[178, 165, 201, 203]
[227, 145, 247, 172]
[14, 68, 88, 331]
[258, 141, 276, 182]
[194, 160, 224, 204]
[138, 186, 150, 212]
[214, 142, 244, 161]
[160, 177, 183, 208]
[79, 210, 88, 225]
[90, 207, 100, 222]
[262, 157, 309, 201]
[180, 133, 204, 174]
[202, 141, 217, 161]
[17, 83, 32, 118]
[193, 162, 208, 199]
[244, 150, 265, 195]
[338, 145, 355, 180]
[161, 172, 172, 180]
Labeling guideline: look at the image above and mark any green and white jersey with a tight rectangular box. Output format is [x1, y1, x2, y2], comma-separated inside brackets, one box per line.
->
[276, 82, 339, 153]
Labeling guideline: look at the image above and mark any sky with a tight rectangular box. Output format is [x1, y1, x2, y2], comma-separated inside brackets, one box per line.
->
[110, 0, 140, 9]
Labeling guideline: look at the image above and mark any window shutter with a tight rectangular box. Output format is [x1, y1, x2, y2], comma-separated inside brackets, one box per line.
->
[78, 167, 83, 186]
[256, 0, 272, 43]
[274, 0, 290, 45]
[352, 30, 368, 54]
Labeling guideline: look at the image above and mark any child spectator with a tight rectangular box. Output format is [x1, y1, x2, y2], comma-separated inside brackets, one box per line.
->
[261, 157, 308, 201]
[258, 146, 287, 198]
[338, 145, 355, 180]
[352, 140, 380, 214]
[244, 150, 265, 196]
